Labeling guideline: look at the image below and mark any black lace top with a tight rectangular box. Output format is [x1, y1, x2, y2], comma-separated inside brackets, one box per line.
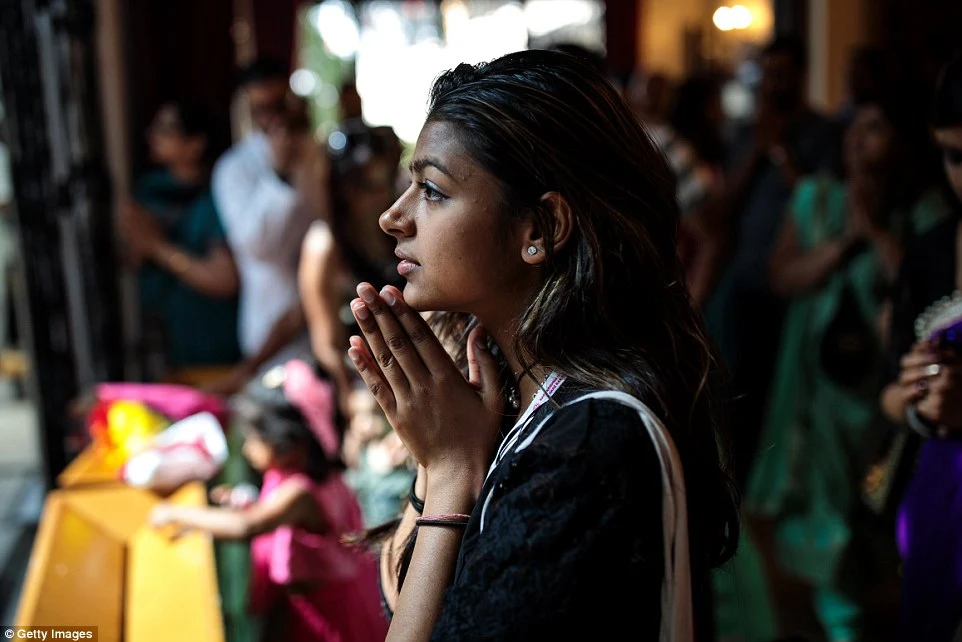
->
[429, 382, 665, 640]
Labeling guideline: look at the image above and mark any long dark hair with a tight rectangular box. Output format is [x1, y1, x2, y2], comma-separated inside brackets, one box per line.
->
[235, 362, 346, 482]
[425, 50, 739, 571]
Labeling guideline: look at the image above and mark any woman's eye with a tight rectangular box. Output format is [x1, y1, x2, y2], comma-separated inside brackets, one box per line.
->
[418, 181, 446, 202]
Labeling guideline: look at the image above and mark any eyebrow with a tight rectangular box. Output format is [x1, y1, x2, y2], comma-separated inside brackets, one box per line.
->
[409, 156, 456, 181]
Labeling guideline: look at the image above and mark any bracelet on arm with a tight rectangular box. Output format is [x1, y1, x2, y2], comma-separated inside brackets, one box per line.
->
[415, 514, 471, 528]
[409, 476, 425, 515]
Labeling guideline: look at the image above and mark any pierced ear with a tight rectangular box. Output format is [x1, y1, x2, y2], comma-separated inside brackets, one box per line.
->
[546, 191, 575, 242]
[521, 241, 543, 264]
[520, 191, 573, 265]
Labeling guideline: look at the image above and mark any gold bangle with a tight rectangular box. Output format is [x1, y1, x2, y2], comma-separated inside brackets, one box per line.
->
[167, 249, 191, 275]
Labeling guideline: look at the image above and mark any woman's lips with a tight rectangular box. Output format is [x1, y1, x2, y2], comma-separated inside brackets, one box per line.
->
[395, 248, 420, 276]
[397, 260, 420, 276]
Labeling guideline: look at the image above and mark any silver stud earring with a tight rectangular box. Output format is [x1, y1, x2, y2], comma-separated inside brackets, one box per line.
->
[527, 246, 538, 256]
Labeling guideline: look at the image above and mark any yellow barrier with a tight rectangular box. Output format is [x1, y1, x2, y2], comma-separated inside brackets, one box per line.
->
[16, 482, 225, 642]
[56, 445, 122, 489]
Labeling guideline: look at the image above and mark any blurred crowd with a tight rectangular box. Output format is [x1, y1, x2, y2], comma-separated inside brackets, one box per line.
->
[121, 57, 414, 534]
[115, 37, 962, 642]
[633, 39, 962, 642]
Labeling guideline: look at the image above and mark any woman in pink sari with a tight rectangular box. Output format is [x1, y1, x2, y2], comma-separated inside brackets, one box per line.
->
[151, 359, 388, 642]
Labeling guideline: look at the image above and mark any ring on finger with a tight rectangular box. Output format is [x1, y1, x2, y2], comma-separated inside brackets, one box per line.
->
[925, 364, 942, 377]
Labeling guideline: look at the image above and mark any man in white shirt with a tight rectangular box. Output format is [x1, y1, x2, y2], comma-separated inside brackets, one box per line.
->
[210, 59, 320, 391]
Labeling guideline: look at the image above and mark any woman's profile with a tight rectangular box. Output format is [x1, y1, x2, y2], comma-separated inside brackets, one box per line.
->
[347, 50, 739, 640]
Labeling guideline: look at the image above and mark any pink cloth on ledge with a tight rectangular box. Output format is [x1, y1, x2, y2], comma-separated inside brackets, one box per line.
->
[95, 382, 229, 427]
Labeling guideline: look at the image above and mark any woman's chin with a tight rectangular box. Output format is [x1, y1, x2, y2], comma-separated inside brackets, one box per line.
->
[401, 283, 453, 314]
[400, 283, 427, 310]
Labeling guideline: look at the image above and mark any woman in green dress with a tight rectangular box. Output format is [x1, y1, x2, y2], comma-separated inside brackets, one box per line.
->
[123, 101, 241, 377]
[746, 97, 947, 640]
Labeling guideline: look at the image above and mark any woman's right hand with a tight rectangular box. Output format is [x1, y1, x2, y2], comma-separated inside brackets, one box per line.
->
[892, 341, 962, 431]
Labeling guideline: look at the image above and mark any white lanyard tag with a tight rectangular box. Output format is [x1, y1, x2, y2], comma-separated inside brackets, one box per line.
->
[488, 371, 566, 475]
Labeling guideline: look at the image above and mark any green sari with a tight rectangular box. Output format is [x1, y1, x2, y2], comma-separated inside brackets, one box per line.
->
[745, 177, 946, 639]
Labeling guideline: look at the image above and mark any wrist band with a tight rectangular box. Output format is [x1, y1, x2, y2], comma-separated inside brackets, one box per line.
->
[409, 476, 424, 515]
[415, 513, 470, 528]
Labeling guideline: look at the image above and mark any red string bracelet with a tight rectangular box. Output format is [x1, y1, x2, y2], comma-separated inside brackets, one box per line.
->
[415, 513, 471, 528]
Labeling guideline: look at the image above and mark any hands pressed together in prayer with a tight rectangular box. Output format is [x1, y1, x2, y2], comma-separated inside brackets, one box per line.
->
[347, 282, 503, 497]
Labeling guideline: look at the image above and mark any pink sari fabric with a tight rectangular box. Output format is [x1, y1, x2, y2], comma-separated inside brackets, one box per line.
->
[249, 468, 388, 642]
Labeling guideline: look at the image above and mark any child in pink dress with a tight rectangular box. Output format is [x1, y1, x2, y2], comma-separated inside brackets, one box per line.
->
[151, 359, 388, 642]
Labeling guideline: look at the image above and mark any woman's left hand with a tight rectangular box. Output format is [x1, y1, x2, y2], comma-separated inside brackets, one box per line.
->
[347, 283, 504, 492]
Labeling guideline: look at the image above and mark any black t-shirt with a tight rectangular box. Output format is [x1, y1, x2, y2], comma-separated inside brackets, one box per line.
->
[429, 382, 667, 641]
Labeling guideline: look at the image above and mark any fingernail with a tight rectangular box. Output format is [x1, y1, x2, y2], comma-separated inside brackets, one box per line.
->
[358, 285, 376, 304]
[381, 288, 397, 307]
[352, 302, 370, 320]
[348, 348, 360, 362]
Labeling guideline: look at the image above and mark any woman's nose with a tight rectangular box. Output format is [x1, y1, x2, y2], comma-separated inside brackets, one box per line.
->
[380, 190, 414, 238]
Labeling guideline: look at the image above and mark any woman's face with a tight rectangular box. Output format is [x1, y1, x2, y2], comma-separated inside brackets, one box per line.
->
[379, 120, 538, 321]
[934, 126, 962, 204]
[845, 105, 894, 175]
[147, 105, 203, 167]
